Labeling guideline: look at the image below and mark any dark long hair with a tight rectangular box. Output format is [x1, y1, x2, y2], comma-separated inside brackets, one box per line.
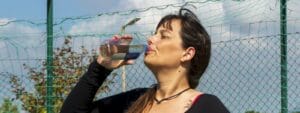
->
[126, 8, 211, 113]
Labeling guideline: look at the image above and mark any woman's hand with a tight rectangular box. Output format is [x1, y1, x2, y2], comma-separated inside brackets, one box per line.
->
[97, 35, 135, 70]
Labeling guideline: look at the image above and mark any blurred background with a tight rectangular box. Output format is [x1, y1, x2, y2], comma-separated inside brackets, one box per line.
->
[0, 0, 299, 113]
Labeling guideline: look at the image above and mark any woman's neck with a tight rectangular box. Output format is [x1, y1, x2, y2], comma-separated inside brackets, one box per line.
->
[154, 67, 190, 99]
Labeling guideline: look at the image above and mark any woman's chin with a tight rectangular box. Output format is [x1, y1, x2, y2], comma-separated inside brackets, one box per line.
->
[144, 53, 153, 60]
[143, 56, 150, 64]
[144, 56, 154, 67]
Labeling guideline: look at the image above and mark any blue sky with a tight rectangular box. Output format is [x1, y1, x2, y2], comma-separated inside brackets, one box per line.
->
[0, 0, 186, 20]
[0, 0, 45, 20]
[0, 0, 122, 20]
[0, 0, 300, 113]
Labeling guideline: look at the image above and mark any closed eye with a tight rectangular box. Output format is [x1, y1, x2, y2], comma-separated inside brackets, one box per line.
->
[161, 35, 169, 39]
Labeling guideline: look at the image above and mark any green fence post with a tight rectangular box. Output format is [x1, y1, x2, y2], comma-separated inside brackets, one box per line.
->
[46, 0, 54, 113]
[280, 0, 288, 113]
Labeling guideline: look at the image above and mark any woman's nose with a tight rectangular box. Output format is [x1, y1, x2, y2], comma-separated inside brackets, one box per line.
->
[147, 35, 154, 45]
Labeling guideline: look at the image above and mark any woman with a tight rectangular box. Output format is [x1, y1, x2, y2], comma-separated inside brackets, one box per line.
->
[61, 8, 229, 113]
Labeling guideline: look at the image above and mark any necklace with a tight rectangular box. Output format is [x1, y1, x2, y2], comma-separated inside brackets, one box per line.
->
[154, 87, 191, 104]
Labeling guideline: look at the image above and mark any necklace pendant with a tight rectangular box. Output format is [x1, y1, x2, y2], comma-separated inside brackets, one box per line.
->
[154, 98, 162, 104]
[156, 101, 161, 104]
[153, 87, 191, 105]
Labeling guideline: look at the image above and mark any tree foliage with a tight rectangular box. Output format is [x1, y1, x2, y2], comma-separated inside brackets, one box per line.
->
[0, 98, 19, 113]
[9, 36, 116, 113]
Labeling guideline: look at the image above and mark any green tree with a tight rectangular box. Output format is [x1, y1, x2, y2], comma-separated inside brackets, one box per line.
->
[9, 36, 116, 113]
[0, 98, 19, 113]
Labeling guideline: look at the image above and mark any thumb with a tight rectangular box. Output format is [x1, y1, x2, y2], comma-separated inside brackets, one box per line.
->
[123, 60, 135, 65]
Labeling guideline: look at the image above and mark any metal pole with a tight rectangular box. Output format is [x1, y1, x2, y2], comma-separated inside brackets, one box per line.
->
[119, 18, 140, 92]
[280, 0, 288, 113]
[46, 0, 54, 112]
[122, 66, 126, 92]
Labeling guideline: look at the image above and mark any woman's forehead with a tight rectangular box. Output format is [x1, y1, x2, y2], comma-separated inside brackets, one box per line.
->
[156, 19, 181, 33]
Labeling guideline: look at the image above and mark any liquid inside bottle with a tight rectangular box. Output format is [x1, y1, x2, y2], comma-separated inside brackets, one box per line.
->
[100, 44, 147, 60]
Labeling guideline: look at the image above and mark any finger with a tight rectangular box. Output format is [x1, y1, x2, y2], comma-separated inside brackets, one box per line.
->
[121, 34, 133, 39]
[112, 35, 121, 41]
[98, 47, 104, 57]
[124, 60, 135, 65]
[113, 35, 121, 39]
[120, 35, 133, 45]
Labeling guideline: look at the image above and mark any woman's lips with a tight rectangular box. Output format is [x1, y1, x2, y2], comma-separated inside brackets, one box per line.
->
[147, 46, 154, 51]
[145, 46, 155, 54]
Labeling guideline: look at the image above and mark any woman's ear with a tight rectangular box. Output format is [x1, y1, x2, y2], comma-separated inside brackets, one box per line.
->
[181, 47, 195, 62]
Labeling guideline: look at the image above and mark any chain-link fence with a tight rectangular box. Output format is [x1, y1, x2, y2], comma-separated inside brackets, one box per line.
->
[0, 0, 299, 113]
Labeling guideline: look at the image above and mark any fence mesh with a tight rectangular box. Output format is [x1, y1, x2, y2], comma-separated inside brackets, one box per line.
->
[0, 0, 299, 113]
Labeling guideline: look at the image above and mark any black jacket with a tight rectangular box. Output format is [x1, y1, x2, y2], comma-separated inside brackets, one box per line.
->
[60, 61, 230, 113]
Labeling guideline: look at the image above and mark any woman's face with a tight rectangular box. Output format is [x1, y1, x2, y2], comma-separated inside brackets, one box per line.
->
[144, 19, 185, 69]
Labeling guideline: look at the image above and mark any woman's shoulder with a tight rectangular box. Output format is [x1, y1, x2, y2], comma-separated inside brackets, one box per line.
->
[116, 88, 148, 102]
[126, 88, 148, 95]
[187, 93, 230, 113]
[193, 93, 225, 106]
[105, 87, 148, 99]
[196, 94, 220, 101]
[95, 88, 148, 106]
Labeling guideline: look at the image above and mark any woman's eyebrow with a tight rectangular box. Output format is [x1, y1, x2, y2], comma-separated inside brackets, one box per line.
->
[160, 29, 171, 34]
[154, 29, 171, 35]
